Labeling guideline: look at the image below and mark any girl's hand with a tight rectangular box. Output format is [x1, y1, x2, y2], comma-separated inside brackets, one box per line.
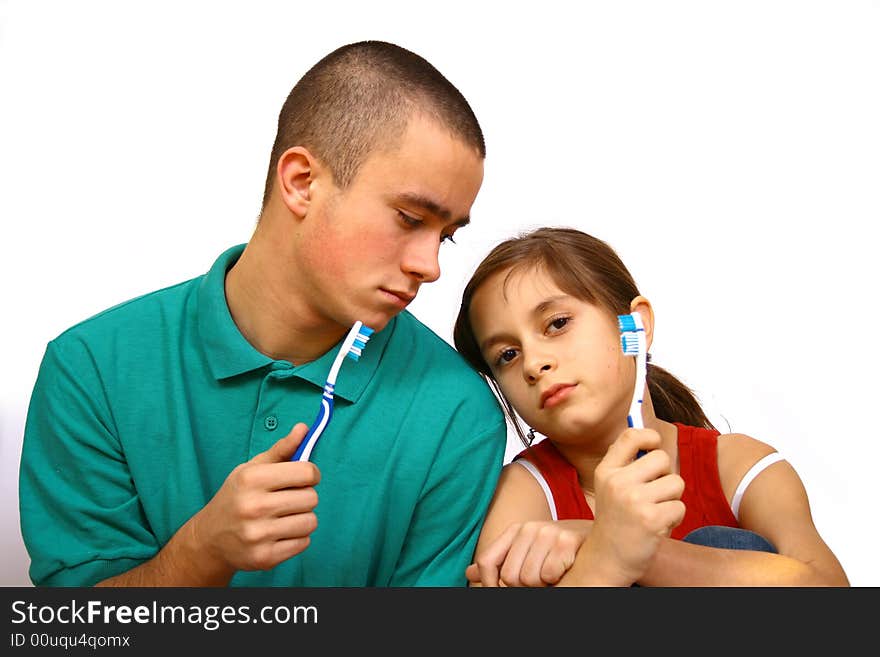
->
[466, 519, 592, 587]
[571, 428, 685, 585]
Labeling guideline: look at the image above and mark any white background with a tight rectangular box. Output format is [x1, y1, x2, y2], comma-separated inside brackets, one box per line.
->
[1, 1, 878, 586]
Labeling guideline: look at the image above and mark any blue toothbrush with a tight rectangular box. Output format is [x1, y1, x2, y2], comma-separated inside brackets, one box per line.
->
[291, 321, 374, 462]
[618, 311, 647, 457]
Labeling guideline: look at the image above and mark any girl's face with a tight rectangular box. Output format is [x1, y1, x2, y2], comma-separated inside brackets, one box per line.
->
[469, 265, 635, 444]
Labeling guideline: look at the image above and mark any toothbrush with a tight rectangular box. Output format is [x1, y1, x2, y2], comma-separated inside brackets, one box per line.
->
[618, 311, 647, 457]
[291, 321, 374, 462]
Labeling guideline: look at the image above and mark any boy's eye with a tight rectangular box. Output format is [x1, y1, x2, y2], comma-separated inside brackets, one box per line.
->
[398, 211, 456, 244]
[398, 211, 421, 227]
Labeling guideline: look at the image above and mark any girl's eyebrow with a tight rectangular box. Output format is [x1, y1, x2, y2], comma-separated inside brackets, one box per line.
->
[532, 295, 569, 315]
[478, 294, 570, 352]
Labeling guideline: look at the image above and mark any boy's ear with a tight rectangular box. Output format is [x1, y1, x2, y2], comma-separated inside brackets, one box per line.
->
[629, 295, 655, 351]
[275, 146, 325, 219]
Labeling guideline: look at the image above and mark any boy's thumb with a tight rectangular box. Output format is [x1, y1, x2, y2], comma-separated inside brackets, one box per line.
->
[252, 423, 309, 464]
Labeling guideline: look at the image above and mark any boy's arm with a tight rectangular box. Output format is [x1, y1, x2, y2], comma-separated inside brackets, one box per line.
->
[21, 341, 319, 586]
[390, 420, 508, 586]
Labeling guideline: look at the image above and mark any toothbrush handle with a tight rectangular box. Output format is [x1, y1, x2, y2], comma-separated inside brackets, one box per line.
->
[627, 414, 648, 459]
[291, 396, 333, 462]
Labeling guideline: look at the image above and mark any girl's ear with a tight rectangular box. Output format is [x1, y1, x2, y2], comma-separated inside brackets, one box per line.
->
[629, 295, 655, 351]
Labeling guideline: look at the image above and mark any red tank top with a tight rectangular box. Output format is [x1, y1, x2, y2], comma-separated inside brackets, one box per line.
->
[515, 423, 738, 539]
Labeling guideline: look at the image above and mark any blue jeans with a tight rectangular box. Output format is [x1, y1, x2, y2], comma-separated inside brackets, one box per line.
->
[631, 526, 777, 586]
[682, 525, 777, 553]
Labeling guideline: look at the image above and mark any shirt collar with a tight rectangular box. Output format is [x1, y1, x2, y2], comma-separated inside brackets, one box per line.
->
[197, 244, 390, 403]
[291, 321, 390, 403]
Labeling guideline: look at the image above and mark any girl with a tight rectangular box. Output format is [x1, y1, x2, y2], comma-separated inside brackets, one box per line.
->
[453, 227, 848, 586]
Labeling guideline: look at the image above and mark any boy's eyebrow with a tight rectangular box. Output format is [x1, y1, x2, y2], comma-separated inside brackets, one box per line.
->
[396, 192, 471, 227]
[479, 295, 570, 352]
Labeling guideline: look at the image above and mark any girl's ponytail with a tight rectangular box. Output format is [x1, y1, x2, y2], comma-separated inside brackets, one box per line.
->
[646, 362, 715, 430]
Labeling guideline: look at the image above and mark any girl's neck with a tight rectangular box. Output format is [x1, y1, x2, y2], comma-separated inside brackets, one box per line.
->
[562, 394, 680, 496]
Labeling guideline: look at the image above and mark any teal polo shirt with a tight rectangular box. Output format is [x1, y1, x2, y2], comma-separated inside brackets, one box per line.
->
[20, 245, 506, 586]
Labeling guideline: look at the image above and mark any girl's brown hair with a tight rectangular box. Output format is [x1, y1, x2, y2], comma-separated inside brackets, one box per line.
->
[453, 227, 715, 447]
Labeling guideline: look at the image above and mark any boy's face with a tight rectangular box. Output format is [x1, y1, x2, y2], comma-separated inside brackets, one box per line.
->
[298, 115, 484, 333]
[469, 266, 635, 443]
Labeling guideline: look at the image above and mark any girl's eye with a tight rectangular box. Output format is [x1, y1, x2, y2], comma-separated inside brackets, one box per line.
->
[547, 316, 570, 332]
[493, 348, 518, 367]
[440, 233, 457, 245]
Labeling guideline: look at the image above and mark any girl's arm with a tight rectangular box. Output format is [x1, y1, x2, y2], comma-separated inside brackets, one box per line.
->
[469, 428, 684, 586]
[467, 462, 588, 587]
[639, 434, 849, 586]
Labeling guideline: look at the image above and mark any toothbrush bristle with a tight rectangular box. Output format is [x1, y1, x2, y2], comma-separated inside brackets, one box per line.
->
[345, 326, 374, 361]
[620, 333, 641, 355]
[618, 314, 638, 332]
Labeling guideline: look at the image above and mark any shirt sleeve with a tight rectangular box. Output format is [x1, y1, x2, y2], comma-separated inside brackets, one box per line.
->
[19, 338, 158, 586]
[388, 415, 507, 586]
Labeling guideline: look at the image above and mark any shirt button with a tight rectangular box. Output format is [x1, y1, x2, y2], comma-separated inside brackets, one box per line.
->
[264, 415, 278, 431]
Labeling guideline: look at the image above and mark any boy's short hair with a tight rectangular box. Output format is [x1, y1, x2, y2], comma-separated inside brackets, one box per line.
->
[261, 40, 485, 208]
